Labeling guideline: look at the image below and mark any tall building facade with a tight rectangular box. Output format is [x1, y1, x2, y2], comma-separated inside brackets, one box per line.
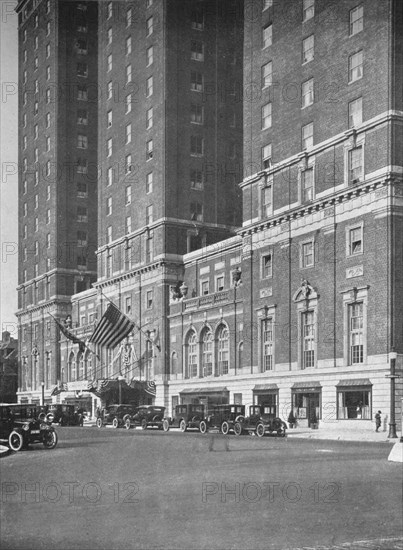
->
[166, 0, 403, 431]
[16, 0, 98, 404]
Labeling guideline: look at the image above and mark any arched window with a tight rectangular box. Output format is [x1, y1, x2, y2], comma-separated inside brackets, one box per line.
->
[68, 351, 75, 381]
[77, 352, 84, 381]
[217, 326, 229, 375]
[187, 331, 198, 378]
[238, 342, 244, 370]
[201, 329, 213, 377]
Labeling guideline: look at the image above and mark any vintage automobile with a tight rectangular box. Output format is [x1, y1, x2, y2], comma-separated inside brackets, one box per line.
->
[125, 405, 166, 430]
[233, 405, 287, 437]
[0, 403, 58, 452]
[199, 404, 246, 435]
[96, 404, 136, 428]
[46, 404, 84, 426]
[162, 404, 205, 432]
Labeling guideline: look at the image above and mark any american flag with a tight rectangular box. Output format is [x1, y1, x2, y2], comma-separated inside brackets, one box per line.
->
[89, 303, 135, 349]
[145, 381, 156, 396]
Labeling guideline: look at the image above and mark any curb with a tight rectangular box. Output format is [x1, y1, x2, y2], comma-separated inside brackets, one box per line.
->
[0, 444, 10, 456]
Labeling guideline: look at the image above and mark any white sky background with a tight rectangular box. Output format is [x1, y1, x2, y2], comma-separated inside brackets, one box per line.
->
[0, 1, 18, 337]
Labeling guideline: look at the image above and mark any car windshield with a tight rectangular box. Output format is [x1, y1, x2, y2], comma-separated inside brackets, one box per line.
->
[191, 406, 204, 413]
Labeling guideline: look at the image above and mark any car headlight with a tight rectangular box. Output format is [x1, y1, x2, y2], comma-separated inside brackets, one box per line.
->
[22, 423, 30, 431]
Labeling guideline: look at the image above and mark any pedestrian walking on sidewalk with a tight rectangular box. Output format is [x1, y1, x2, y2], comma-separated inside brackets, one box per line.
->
[375, 410, 382, 432]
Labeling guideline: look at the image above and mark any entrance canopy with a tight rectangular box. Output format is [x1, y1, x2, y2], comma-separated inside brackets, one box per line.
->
[253, 384, 279, 392]
[180, 386, 229, 394]
[336, 378, 372, 387]
[291, 381, 322, 393]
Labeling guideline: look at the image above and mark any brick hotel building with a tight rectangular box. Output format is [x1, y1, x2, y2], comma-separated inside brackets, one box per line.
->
[16, 0, 403, 432]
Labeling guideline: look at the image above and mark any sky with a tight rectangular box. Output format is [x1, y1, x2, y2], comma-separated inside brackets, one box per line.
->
[0, 0, 19, 339]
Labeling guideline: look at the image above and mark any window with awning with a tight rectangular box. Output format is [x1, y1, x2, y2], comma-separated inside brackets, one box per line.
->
[336, 379, 372, 419]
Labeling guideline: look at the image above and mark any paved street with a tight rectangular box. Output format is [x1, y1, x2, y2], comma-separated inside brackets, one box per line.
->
[0, 427, 402, 550]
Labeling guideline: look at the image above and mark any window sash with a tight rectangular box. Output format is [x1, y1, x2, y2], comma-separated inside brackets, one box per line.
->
[349, 52, 363, 82]
[350, 6, 363, 35]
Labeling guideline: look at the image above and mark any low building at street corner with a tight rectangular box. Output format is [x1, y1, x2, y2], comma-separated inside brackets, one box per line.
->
[15, 0, 403, 433]
[0, 331, 19, 403]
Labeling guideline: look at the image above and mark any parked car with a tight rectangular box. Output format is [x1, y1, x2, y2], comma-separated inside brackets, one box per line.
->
[199, 404, 246, 435]
[46, 404, 83, 426]
[162, 404, 205, 432]
[233, 405, 287, 437]
[96, 404, 136, 428]
[0, 403, 58, 452]
[125, 405, 166, 430]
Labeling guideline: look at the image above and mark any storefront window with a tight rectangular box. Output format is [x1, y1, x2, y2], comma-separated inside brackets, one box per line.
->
[292, 391, 321, 422]
[337, 388, 371, 419]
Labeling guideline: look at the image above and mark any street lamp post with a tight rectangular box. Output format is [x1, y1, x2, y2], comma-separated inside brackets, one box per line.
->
[387, 351, 398, 439]
[41, 381, 45, 407]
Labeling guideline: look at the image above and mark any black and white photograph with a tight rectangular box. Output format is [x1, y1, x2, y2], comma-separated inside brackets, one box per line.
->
[0, 1, 402, 549]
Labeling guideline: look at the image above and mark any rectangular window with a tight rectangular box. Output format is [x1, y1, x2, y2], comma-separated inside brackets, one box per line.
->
[126, 64, 132, 83]
[126, 123, 132, 144]
[349, 303, 364, 364]
[77, 135, 88, 149]
[349, 146, 363, 183]
[146, 139, 153, 160]
[107, 2, 113, 19]
[77, 231, 87, 246]
[302, 79, 314, 108]
[147, 46, 153, 66]
[190, 136, 204, 156]
[77, 206, 87, 222]
[262, 61, 272, 88]
[126, 94, 132, 114]
[107, 54, 112, 72]
[125, 154, 132, 174]
[76, 39, 87, 55]
[107, 226, 112, 244]
[125, 216, 132, 234]
[78, 24, 88, 33]
[46, 44, 50, 58]
[46, 66, 51, 80]
[77, 109, 88, 125]
[77, 182, 87, 198]
[146, 172, 153, 194]
[348, 226, 363, 255]
[301, 168, 314, 202]
[147, 16, 153, 36]
[106, 197, 112, 216]
[262, 25, 272, 48]
[302, 123, 313, 149]
[45, 161, 51, 176]
[77, 63, 88, 77]
[126, 37, 132, 55]
[35, 218, 39, 231]
[77, 86, 88, 101]
[262, 253, 272, 278]
[146, 107, 153, 129]
[77, 159, 87, 174]
[302, 35, 314, 63]
[191, 202, 203, 221]
[216, 275, 224, 292]
[107, 138, 112, 157]
[262, 144, 272, 169]
[146, 290, 153, 309]
[350, 5, 363, 36]
[126, 8, 132, 27]
[262, 185, 272, 217]
[146, 76, 153, 97]
[146, 0, 153, 7]
[146, 232, 154, 263]
[302, 241, 314, 268]
[191, 41, 204, 61]
[191, 71, 203, 92]
[263, 319, 273, 371]
[348, 97, 362, 128]
[349, 51, 363, 83]
[303, 0, 314, 21]
[125, 296, 132, 314]
[337, 388, 370, 419]
[146, 205, 153, 225]
[302, 311, 315, 368]
[46, 185, 50, 200]
[261, 103, 272, 129]
[191, 9, 204, 30]
[107, 110, 112, 128]
[201, 280, 209, 296]
[107, 81, 113, 100]
[46, 137, 51, 152]
[190, 104, 204, 124]
[46, 113, 51, 128]
[107, 167, 113, 186]
[125, 185, 132, 205]
[263, 0, 273, 10]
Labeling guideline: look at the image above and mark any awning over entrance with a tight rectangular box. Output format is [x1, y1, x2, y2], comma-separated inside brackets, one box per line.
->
[291, 381, 322, 393]
[253, 384, 279, 392]
[336, 378, 372, 387]
[180, 386, 228, 394]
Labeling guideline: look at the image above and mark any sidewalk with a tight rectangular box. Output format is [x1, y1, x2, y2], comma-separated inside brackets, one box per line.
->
[286, 426, 401, 443]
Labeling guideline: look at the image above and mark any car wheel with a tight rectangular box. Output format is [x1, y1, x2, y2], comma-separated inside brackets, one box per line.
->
[96, 417, 103, 428]
[221, 421, 230, 435]
[124, 418, 131, 430]
[256, 423, 265, 438]
[199, 420, 207, 434]
[141, 418, 147, 430]
[180, 419, 187, 432]
[112, 418, 119, 429]
[162, 419, 170, 432]
[43, 430, 58, 449]
[9, 431, 24, 452]
[234, 422, 243, 437]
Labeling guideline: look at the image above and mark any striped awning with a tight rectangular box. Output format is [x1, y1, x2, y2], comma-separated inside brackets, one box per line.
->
[336, 379, 372, 387]
[253, 384, 279, 392]
[180, 387, 229, 394]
